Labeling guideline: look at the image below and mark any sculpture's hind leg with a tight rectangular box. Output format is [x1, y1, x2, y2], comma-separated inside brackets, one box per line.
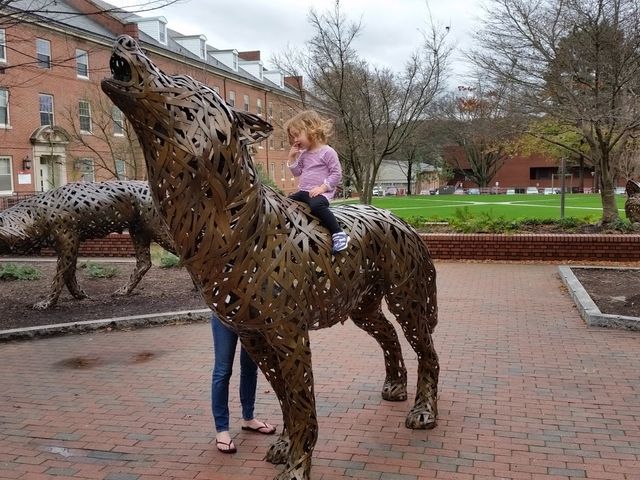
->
[386, 278, 439, 430]
[241, 323, 317, 480]
[113, 230, 152, 295]
[351, 294, 408, 401]
[34, 233, 87, 309]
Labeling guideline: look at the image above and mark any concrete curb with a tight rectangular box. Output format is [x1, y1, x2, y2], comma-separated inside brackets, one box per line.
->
[558, 265, 640, 331]
[0, 308, 212, 342]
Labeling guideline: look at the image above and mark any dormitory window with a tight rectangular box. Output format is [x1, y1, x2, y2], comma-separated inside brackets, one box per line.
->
[256, 98, 263, 116]
[112, 107, 124, 136]
[115, 159, 127, 180]
[76, 49, 88, 78]
[228, 90, 235, 107]
[36, 38, 51, 69]
[0, 89, 8, 127]
[0, 156, 12, 192]
[158, 22, 167, 44]
[243, 94, 249, 112]
[79, 158, 95, 182]
[39, 94, 54, 126]
[0, 29, 6, 62]
[78, 100, 92, 133]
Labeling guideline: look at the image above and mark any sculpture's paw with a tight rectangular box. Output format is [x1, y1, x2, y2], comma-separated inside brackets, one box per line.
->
[112, 285, 133, 296]
[32, 300, 53, 310]
[275, 467, 309, 480]
[265, 436, 289, 465]
[72, 290, 90, 300]
[382, 379, 408, 401]
[405, 401, 437, 430]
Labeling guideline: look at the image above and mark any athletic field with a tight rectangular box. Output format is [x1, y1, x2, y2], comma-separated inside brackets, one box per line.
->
[364, 193, 627, 221]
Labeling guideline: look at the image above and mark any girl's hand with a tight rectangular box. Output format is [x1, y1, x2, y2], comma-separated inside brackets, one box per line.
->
[288, 142, 302, 163]
[309, 184, 328, 197]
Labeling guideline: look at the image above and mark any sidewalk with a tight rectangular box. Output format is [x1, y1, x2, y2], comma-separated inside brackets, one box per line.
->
[1, 262, 639, 480]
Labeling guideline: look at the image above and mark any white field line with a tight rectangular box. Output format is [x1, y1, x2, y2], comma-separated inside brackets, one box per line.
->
[391, 200, 624, 212]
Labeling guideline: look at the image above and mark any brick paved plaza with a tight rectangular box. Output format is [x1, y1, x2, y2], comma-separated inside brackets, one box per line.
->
[1, 262, 639, 479]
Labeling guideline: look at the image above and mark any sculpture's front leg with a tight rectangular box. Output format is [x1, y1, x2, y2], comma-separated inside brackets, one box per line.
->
[241, 323, 317, 480]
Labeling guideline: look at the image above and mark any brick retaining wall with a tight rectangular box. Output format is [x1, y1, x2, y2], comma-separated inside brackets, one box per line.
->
[28, 232, 640, 262]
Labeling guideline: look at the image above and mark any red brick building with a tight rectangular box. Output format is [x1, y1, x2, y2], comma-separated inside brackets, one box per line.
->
[0, 0, 303, 204]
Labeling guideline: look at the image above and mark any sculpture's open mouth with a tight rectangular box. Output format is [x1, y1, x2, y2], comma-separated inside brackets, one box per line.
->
[109, 52, 132, 83]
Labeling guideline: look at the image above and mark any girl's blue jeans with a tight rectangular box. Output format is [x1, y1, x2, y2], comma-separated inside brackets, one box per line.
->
[211, 314, 258, 432]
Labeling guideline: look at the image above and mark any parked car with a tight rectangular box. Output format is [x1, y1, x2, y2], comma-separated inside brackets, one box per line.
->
[385, 187, 398, 196]
[526, 187, 540, 194]
[506, 188, 516, 195]
[615, 187, 627, 195]
[372, 186, 384, 196]
[467, 188, 480, 195]
[543, 188, 560, 195]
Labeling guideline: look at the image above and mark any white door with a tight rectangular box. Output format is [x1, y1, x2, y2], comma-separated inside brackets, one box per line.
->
[39, 156, 55, 192]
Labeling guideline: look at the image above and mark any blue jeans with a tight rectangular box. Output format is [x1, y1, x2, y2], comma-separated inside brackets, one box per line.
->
[211, 314, 258, 432]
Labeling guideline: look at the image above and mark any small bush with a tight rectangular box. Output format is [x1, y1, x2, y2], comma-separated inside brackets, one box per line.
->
[80, 261, 120, 278]
[0, 263, 41, 281]
[159, 252, 180, 268]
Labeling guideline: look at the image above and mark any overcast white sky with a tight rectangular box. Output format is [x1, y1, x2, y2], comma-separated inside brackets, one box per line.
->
[111, 0, 487, 89]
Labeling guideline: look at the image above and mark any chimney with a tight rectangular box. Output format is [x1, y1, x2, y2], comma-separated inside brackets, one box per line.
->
[122, 23, 139, 39]
[238, 50, 261, 61]
[284, 75, 303, 91]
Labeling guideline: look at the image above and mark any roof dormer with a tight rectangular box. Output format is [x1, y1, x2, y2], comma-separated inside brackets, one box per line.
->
[208, 48, 239, 71]
[264, 69, 285, 88]
[132, 16, 168, 45]
[174, 34, 207, 60]
[240, 60, 263, 81]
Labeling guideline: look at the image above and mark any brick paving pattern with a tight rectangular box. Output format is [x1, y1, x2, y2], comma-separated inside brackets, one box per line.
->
[1, 262, 639, 479]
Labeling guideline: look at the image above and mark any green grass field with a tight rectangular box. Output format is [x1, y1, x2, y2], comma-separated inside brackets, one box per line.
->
[360, 193, 627, 221]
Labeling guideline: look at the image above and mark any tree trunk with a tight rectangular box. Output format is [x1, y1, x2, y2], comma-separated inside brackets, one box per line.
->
[598, 150, 620, 224]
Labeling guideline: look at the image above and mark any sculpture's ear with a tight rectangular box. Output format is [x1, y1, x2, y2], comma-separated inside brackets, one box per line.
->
[235, 110, 274, 145]
[626, 179, 640, 197]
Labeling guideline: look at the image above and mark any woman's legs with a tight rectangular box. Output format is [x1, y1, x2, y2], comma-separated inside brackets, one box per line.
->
[211, 314, 238, 433]
[239, 347, 258, 421]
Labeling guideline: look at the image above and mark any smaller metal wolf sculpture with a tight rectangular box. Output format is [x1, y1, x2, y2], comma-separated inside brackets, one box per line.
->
[0, 181, 175, 309]
[625, 179, 640, 223]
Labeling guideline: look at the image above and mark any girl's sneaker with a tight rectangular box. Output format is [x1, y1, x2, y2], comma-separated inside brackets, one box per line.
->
[332, 232, 350, 253]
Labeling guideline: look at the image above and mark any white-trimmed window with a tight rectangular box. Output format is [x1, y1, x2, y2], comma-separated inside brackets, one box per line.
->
[39, 94, 54, 126]
[0, 88, 8, 127]
[158, 22, 167, 44]
[0, 29, 6, 63]
[280, 161, 286, 181]
[256, 98, 263, 116]
[36, 38, 51, 69]
[78, 100, 92, 133]
[212, 85, 220, 95]
[269, 162, 275, 181]
[243, 94, 249, 112]
[0, 156, 13, 193]
[112, 107, 124, 136]
[115, 159, 127, 180]
[268, 101, 273, 118]
[76, 49, 88, 78]
[228, 90, 235, 107]
[79, 158, 95, 182]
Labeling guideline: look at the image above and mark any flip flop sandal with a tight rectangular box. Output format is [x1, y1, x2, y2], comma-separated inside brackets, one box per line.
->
[216, 438, 237, 454]
[241, 421, 276, 435]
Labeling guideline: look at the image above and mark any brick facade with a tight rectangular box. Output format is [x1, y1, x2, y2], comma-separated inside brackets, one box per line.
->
[0, 0, 301, 199]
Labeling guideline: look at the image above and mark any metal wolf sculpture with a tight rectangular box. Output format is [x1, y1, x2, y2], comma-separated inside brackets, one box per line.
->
[102, 35, 439, 480]
[625, 179, 640, 223]
[0, 180, 175, 309]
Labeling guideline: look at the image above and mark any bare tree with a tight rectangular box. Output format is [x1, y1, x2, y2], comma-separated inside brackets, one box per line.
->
[469, 0, 640, 223]
[272, 1, 449, 204]
[61, 88, 144, 181]
[438, 84, 518, 188]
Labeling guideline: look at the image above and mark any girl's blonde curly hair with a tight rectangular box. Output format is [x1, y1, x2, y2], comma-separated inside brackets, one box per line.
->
[284, 110, 334, 145]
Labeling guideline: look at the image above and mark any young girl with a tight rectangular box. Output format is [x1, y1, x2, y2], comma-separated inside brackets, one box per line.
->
[285, 110, 350, 253]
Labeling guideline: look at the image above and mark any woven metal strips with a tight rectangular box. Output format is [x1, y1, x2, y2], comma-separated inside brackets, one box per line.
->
[102, 35, 439, 480]
[0, 181, 175, 309]
[625, 180, 640, 223]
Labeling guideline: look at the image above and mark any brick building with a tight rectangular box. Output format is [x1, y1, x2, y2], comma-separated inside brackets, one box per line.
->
[0, 0, 304, 204]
